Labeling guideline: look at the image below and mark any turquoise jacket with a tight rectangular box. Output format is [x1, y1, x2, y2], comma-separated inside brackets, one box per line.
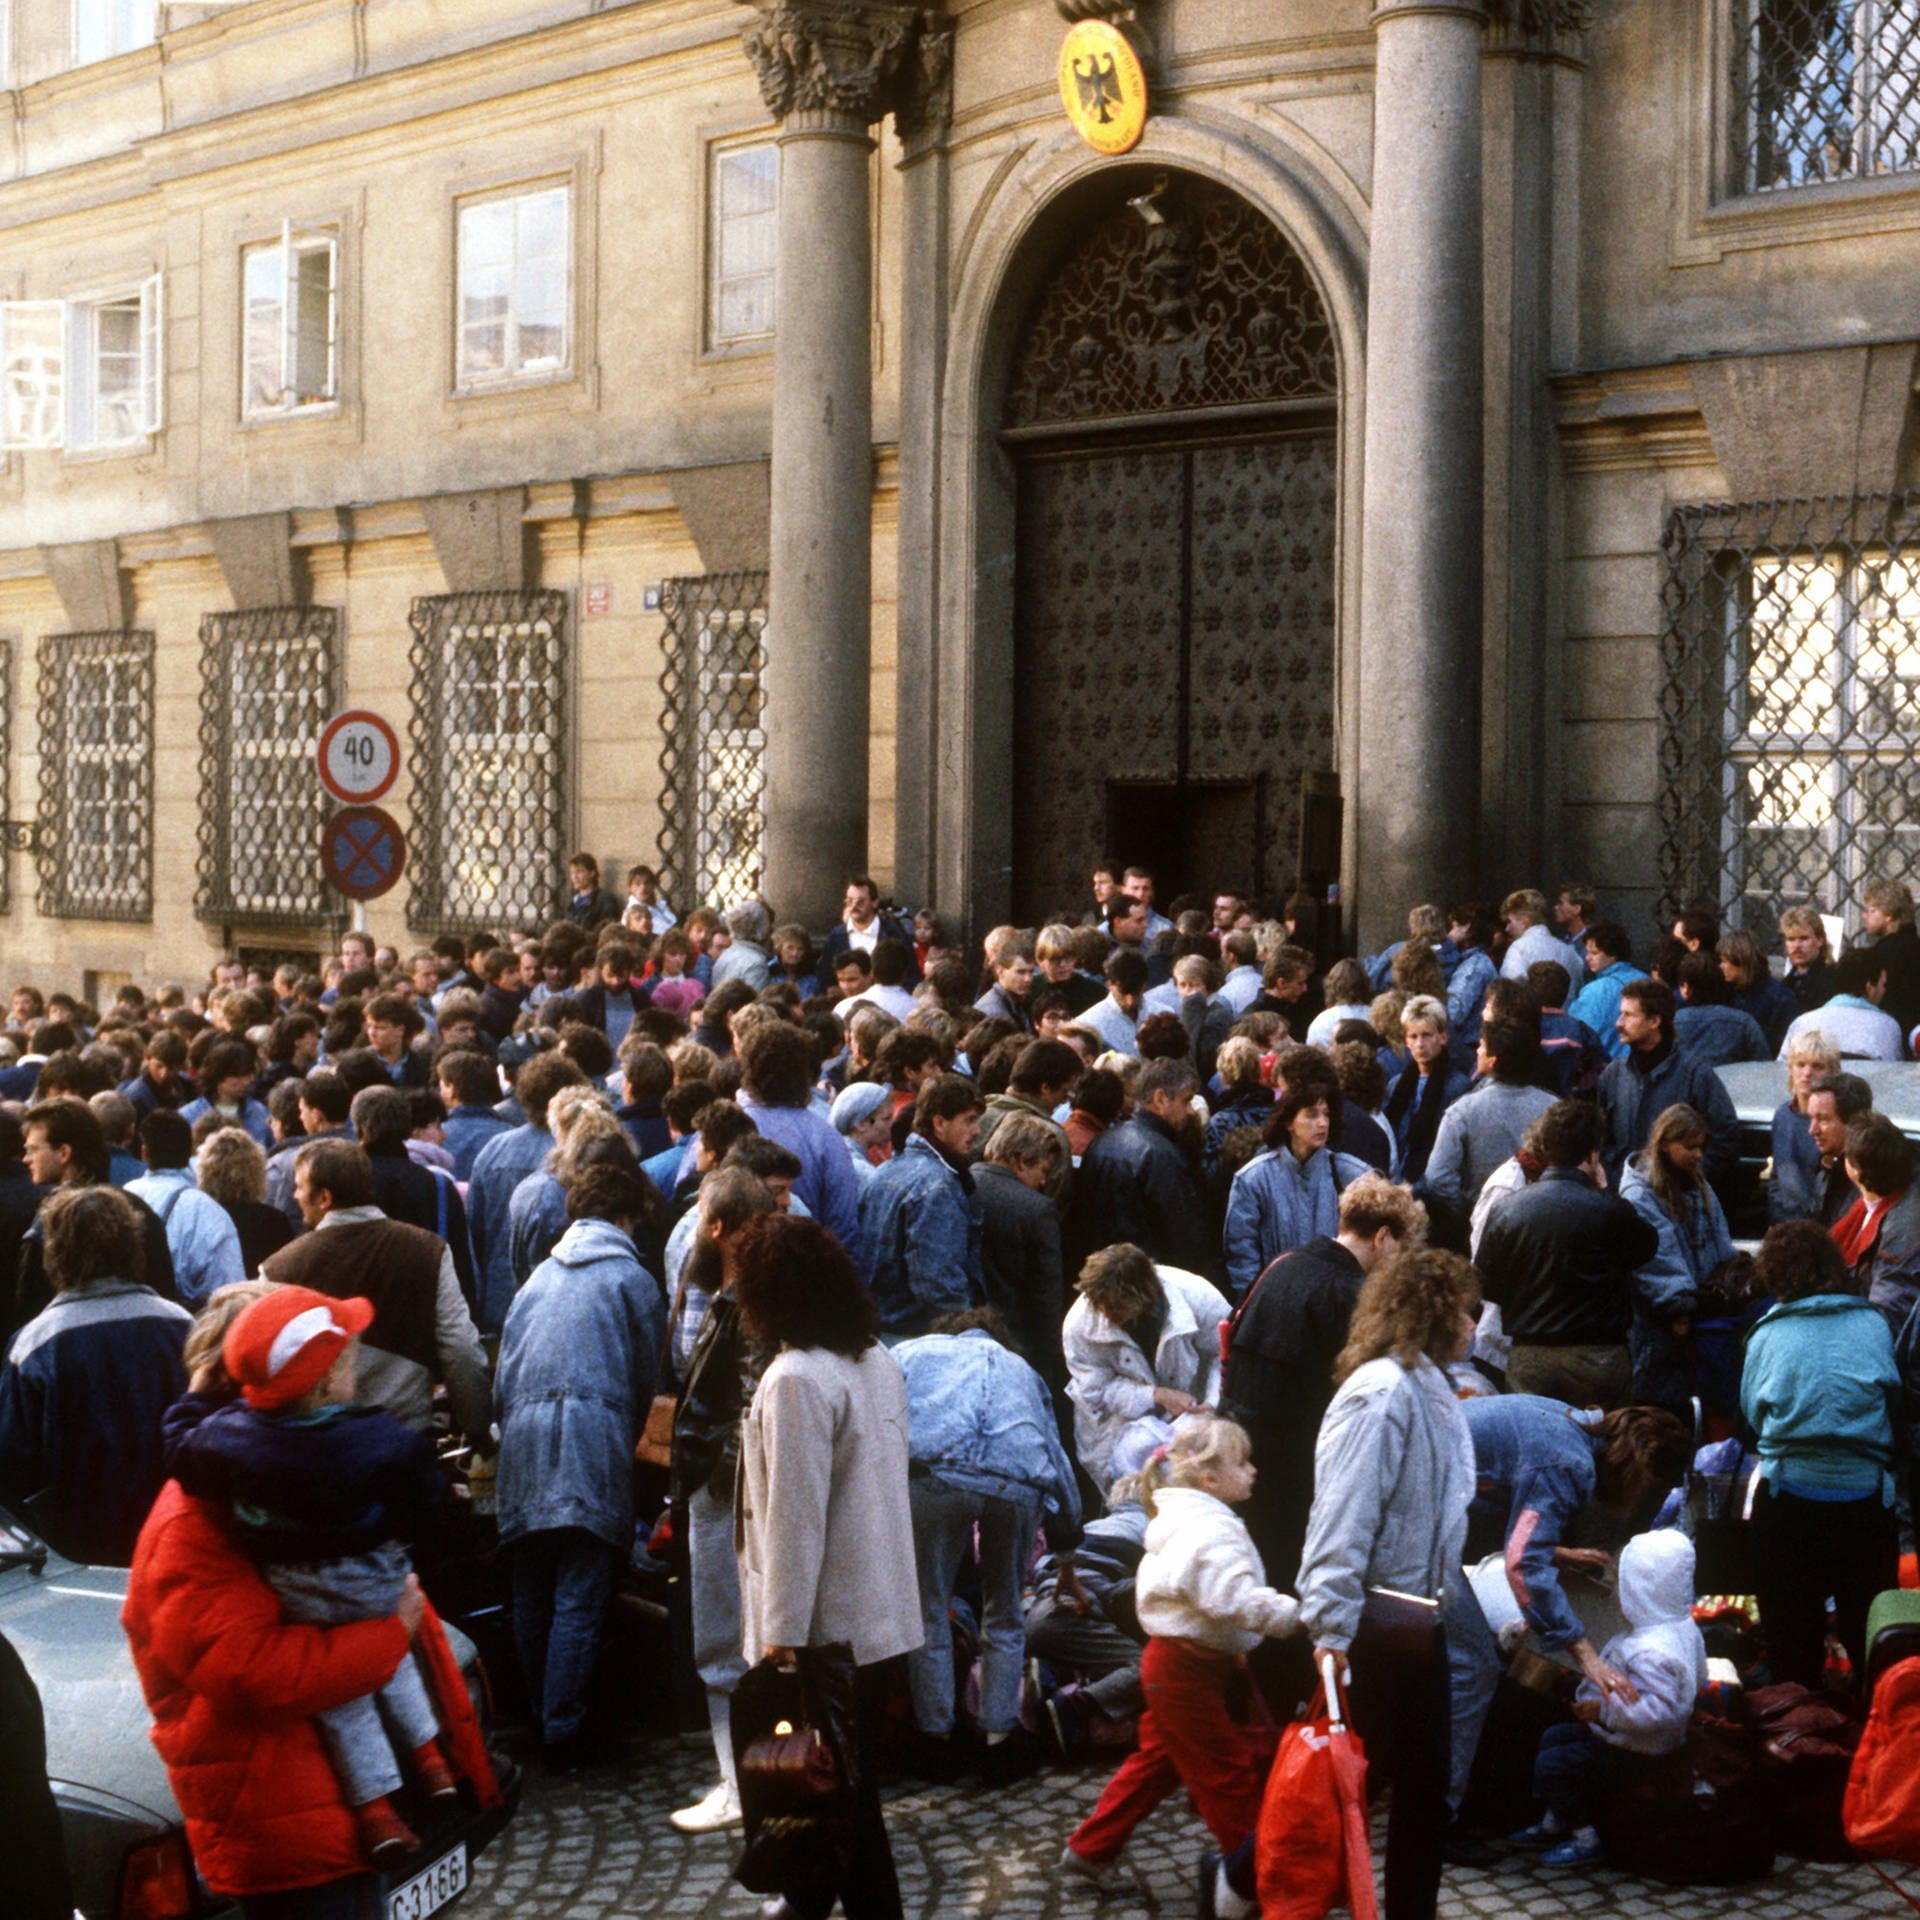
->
[1568, 961, 1648, 1062]
[1740, 1293, 1899, 1502]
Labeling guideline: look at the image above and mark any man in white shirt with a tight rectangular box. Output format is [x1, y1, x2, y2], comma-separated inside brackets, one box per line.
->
[1499, 888, 1586, 987]
[1778, 949, 1905, 1062]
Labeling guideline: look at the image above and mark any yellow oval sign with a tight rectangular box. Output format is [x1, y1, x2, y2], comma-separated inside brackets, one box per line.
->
[1059, 22, 1149, 157]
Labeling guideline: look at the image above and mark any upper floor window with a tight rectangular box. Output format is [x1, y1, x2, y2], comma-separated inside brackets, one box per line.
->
[708, 143, 778, 351]
[243, 228, 338, 417]
[1733, 0, 1920, 192]
[0, 277, 162, 453]
[455, 184, 569, 389]
[74, 0, 154, 65]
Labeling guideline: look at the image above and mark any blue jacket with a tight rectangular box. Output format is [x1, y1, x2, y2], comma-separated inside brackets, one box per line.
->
[1738, 974, 1800, 1054]
[1620, 1157, 1735, 1407]
[495, 1217, 665, 1549]
[1673, 1003, 1770, 1069]
[893, 1328, 1082, 1550]
[1223, 1145, 1371, 1299]
[443, 1105, 511, 1183]
[0, 1277, 191, 1566]
[859, 1133, 983, 1338]
[1464, 1394, 1607, 1653]
[736, 1094, 865, 1264]
[466, 1122, 554, 1333]
[179, 1095, 272, 1148]
[125, 1171, 247, 1305]
[641, 1140, 693, 1204]
[1742, 1293, 1898, 1503]
[1769, 1099, 1825, 1224]
[1597, 1042, 1740, 1191]
[1447, 947, 1499, 1044]
[1568, 961, 1648, 1062]
[507, 1169, 568, 1291]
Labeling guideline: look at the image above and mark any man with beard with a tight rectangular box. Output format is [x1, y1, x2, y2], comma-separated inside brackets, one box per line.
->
[1070, 1056, 1217, 1282]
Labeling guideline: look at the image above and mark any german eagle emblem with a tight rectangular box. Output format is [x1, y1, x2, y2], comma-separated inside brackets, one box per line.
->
[1072, 51, 1123, 124]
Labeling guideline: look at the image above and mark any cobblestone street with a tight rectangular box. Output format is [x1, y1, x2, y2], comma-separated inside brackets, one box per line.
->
[455, 1736, 1912, 1920]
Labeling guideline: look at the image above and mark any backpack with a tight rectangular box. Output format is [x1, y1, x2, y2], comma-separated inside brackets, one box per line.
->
[1592, 1744, 1773, 1887]
[1846, 1655, 1920, 1865]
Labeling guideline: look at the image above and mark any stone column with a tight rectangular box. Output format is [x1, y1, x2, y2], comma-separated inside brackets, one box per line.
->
[738, 3, 918, 928]
[1355, 0, 1488, 948]
[890, 22, 954, 912]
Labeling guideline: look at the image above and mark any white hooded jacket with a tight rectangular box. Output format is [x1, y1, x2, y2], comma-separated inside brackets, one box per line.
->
[1579, 1529, 1706, 1755]
[1133, 1485, 1300, 1655]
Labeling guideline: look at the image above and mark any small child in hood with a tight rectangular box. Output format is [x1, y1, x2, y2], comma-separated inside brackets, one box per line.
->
[164, 1286, 454, 1864]
[1061, 1411, 1299, 1920]
[1513, 1528, 1707, 1866]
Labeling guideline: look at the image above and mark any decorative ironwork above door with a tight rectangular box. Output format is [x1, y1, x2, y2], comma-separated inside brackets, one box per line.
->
[1004, 175, 1337, 430]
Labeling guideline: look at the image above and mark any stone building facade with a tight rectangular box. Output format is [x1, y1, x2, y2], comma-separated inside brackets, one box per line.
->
[0, 0, 1915, 993]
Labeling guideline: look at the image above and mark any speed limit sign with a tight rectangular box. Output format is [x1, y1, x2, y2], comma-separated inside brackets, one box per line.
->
[317, 710, 400, 805]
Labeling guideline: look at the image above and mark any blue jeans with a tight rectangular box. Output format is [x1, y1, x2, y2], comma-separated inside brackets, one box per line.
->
[687, 1485, 747, 1696]
[267, 1546, 439, 1804]
[510, 1527, 617, 1744]
[1443, 1576, 1503, 1810]
[1533, 1720, 1629, 1828]
[907, 1475, 1036, 1737]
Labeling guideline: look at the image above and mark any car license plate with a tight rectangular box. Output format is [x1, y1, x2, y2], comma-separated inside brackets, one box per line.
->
[388, 1842, 467, 1920]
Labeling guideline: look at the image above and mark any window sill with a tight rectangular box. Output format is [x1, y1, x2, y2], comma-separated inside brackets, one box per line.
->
[1677, 167, 1920, 265]
[441, 365, 599, 423]
[59, 436, 158, 467]
[240, 401, 343, 428]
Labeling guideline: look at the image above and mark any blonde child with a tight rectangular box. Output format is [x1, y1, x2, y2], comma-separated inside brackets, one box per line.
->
[1060, 1411, 1298, 1917]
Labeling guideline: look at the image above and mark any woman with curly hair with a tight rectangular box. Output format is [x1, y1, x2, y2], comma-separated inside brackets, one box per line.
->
[731, 1214, 920, 1920]
[1292, 1249, 1481, 1920]
[194, 1126, 295, 1274]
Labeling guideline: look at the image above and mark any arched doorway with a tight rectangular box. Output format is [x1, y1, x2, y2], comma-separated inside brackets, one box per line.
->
[1002, 171, 1340, 924]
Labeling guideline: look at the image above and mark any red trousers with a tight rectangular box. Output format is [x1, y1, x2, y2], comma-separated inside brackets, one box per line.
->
[1067, 1636, 1275, 1865]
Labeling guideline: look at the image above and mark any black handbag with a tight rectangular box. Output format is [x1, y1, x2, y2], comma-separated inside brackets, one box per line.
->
[730, 1645, 862, 1897]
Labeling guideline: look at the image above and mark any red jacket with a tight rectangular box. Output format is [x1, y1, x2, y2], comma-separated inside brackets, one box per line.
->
[122, 1482, 486, 1896]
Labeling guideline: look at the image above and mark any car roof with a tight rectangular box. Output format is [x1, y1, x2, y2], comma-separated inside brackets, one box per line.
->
[1717, 1059, 1920, 1134]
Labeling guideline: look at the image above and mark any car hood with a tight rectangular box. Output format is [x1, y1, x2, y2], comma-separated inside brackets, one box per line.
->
[0, 1556, 178, 1823]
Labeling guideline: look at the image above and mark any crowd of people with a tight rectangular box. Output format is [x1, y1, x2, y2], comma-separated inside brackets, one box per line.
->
[3, 850, 1919, 1920]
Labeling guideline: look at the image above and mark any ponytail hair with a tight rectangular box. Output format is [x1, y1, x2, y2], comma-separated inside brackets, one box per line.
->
[1110, 1409, 1251, 1517]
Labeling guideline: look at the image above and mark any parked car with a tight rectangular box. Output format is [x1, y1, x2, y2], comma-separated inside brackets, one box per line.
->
[1716, 1060, 1920, 1240]
[0, 1503, 517, 1920]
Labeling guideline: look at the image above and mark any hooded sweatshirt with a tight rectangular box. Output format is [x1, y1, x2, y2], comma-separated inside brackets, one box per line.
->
[1576, 1529, 1705, 1755]
[1132, 1483, 1299, 1655]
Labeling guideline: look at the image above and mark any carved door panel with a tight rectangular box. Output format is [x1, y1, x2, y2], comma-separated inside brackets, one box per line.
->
[1011, 431, 1336, 923]
[1012, 446, 1186, 922]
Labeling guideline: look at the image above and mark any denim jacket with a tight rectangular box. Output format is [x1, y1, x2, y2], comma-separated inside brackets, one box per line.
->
[1223, 1145, 1371, 1299]
[894, 1329, 1082, 1550]
[495, 1217, 665, 1549]
[859, 1133, 983, 1337]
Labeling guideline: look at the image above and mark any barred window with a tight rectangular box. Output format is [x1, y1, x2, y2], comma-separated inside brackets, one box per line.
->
[36, 630, 153, 921]
[0, 638, 12, 914]
[407, 592, 567, 934]
[1660, 493, 1920, 945]
[1732, 0, 1920, 191]
[196, 608, 339, 927]
[657, 573, 768, 907]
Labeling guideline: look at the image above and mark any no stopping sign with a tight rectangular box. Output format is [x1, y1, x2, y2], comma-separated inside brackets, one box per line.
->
[317, 710, 400, 805]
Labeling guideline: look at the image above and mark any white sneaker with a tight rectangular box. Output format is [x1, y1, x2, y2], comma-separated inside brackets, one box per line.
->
[1059, 1844, 1122, 1891]
[670, 1782, 743, 1834]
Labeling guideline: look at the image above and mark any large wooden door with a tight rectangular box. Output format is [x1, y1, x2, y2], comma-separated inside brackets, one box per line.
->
[1002, 174, 1340, 923]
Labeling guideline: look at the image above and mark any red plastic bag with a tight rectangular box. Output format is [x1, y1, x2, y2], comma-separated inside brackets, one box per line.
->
[1257, 1661, 1376, 1920]
[1847, 1656, 1920, 1865]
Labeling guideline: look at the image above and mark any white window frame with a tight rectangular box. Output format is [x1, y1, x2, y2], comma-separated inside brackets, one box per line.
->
[707, 140, 779, 353]
[0, 275, 162, 453]
[453, 183, 571, 392]
[241, 224, 339, 419]
[72, 0, 154, 66]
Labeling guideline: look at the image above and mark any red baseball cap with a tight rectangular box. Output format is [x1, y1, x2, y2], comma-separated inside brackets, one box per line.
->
[224, 1286, 374, 1410]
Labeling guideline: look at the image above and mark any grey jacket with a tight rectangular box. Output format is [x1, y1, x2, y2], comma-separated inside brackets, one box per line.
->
[737, 1342, 923, 1667]
[1296, 1355, 1475, 1652]
[1422, 1080, 1556, 1211]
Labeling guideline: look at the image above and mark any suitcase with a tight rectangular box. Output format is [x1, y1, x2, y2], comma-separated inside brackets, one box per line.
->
[1864, 1588, 1920, 1700]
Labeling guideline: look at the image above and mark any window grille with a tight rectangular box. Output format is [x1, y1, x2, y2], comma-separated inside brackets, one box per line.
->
[407, 590, 568, 934]
[1659, 491, 1920, 947]
[36, 629, 154, 922]
[656, 573, 768, 908]
[1732, 0, 1920, 191]
[0, 638, 11, 914]
[196, 607, 340, 928]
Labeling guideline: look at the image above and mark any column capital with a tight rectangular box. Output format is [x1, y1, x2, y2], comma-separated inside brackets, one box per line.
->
[1370, 0, 1489, 22]
[1480, 0, 1593, 46]
[738, 1, 922, 127]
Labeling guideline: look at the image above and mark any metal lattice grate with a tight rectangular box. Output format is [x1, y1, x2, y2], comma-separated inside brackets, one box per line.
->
[196, 607, 342, 930]
[406, 590, 569, 936]
[1659, 491, 1920, 947]
[36, 630, 154, 922]
[1732, 0, 1920, 191]
[656, 573, 768, 909]
[0, 638, 12, 915]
